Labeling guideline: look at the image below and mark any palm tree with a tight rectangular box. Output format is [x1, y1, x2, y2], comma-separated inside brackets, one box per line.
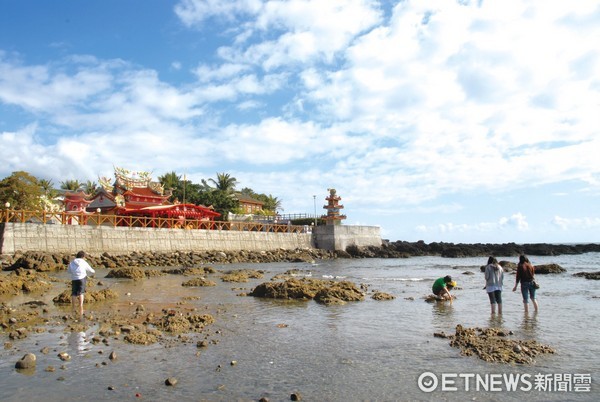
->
[205, 172, 237, 193]
[158, 171, 181, 191]
[158, 171, 183, 202]
[38, 179, 57, 197]
[262, 194, 283, 214]
[83, 180, 98, 195]
[60, 180, 82, 191]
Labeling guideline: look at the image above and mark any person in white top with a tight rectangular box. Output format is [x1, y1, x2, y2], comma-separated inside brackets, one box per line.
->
[67, 251, 95, 318]
[484, 256, 504, 315]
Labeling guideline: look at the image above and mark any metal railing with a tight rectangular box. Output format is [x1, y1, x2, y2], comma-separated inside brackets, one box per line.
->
[1, 209, 310, 234]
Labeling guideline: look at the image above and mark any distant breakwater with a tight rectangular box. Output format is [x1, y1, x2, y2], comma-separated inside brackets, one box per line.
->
[343, 241, 600, 258]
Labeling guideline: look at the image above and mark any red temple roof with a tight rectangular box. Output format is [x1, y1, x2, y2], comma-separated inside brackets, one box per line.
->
[118, 203, 220, 219]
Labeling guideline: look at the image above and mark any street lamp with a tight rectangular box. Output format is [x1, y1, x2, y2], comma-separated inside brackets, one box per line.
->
[313, 195, 317, 226]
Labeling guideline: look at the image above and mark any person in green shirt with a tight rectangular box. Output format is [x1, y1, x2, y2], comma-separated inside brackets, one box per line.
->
[432, 275, 456, 301]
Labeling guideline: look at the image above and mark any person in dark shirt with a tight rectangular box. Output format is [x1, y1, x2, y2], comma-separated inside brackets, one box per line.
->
[512, 255, 538, 313]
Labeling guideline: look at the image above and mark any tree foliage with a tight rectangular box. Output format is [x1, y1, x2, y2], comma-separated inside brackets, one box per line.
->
[60, 180, 82, 191]
[204, 172, 237, 193]
[0, 171, 44, 210]
[38, 178, 59, 199]
[83, 180, 98, 195]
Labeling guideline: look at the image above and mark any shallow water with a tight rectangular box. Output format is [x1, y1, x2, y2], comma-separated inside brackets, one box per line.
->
[1, 253, 599, 401]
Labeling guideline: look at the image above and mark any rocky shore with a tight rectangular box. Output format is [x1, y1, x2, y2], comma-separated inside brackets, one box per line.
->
[1, 248, 335, 272]
[344, 241, 600, 258]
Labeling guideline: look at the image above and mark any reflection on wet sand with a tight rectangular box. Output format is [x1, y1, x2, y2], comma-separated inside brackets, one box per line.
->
[68, 331, 89, 355]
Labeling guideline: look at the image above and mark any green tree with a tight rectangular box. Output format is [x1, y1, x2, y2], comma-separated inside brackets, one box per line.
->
[239, 187, 258, 197]
[0, 171, 43, 210]
[60, 179, 82, 191]
[197, 189, 239, 219]
[260, 194, 283, 214]
[197, 172, 240, 218]
[159, 171, 182, 201]
[83, 180, 98, 195]
[38, 178, 59, 199]
[204, 172, 238, 193]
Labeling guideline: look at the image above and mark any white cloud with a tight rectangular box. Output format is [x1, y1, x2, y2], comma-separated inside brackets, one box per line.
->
[552, 216, 600, 231]
[415, 213, 530, 236]
[1, 0, 600, 243]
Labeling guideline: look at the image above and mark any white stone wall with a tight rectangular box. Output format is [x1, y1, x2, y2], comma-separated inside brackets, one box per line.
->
[0, 223, 313, 254]
[313, 225, 382, 251]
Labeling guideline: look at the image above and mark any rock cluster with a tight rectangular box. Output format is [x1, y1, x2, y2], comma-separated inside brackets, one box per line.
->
[345, 241, 600, 258]
[221, 269, 265, 283]
[52, 288, 119, 304]
[182, 277, 217, 287]
[249, 278, 366, 305]
[0, 269, 54, 295]
[442, 324, 555, 364]
[479, 262, 566, 274]
[3, 249, 333, 272]
[573, 271, 600, 280]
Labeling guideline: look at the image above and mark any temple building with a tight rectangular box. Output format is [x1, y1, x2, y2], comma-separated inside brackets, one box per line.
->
[63, 167, 220, 223]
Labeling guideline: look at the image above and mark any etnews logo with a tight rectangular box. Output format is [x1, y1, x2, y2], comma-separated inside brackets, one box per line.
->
[418, 372, 592, 393]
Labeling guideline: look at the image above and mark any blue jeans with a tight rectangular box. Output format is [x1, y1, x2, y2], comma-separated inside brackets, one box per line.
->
[520, 281, 536, 303]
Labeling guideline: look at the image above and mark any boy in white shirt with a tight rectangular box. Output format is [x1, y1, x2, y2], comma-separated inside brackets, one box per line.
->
[67, 251, 95, 318]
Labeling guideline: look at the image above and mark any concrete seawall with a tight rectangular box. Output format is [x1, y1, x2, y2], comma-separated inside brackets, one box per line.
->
[313, 225, 382, 251]
[0, 222, 381, 254]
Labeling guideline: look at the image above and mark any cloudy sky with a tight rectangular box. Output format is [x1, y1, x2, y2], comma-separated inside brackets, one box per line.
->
[1, 0, 599, 244]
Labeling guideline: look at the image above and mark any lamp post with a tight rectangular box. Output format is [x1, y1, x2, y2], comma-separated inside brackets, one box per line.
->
[4, 202, 10, 223]
[313, 195, 317, 226]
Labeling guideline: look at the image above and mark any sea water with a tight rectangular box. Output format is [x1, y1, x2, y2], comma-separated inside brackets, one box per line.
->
[0, 253, 598, 401]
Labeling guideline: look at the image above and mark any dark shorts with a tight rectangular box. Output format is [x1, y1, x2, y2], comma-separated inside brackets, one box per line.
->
[71, 278, 86, 296]
[432, 287, 443, 296]
[487, 290, 502, 304]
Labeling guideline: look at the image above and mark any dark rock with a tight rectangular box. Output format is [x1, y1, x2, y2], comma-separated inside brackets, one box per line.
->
[182, 277, 216, 287]
[165, 377, 178, 386]
[290, 392, 302, 401]
[535, 264, 566, 274]
[250, 278, 326, 300]
[573, 271, 600, 280]
[371, 292, 395, 300]
[314, 282, 364, 305]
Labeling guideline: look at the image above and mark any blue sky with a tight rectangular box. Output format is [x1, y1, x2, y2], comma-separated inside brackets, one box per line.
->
[1, 0, 599, 244]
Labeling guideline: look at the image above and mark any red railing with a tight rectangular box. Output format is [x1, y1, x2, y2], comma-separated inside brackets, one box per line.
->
[0, 209, 309, 233]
